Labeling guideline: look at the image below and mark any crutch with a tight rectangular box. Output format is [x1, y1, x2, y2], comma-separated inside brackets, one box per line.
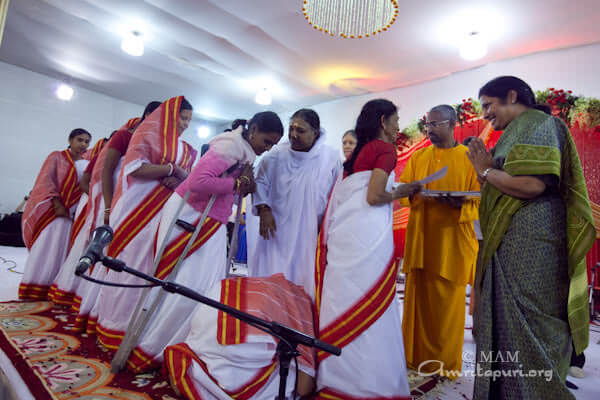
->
[226, 195, 243, 276]
[110, 191, 215, 371]
[111, 162, 247, 371]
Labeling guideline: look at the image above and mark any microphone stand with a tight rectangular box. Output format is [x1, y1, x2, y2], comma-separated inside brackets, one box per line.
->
[90, 255, 341, 399]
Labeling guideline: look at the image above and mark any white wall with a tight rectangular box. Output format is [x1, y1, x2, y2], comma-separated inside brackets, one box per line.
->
[0, 61, 142, 212]
[3, 42, 600, 210]
[0, 61, 220, 212]
[301, 43, 600, 153]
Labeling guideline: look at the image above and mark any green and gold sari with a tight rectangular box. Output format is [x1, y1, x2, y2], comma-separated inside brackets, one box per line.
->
[473, 109, 595, 399]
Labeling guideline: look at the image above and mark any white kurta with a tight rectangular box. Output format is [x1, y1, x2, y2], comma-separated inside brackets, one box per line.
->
[247, 133, 341, 299]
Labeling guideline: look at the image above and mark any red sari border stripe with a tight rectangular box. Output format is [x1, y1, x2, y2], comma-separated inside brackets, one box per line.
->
[317, 258, 398, 362]
[96, 322, 125, 350]
[18, 283, 50, 300]
[106, 185, 173, 258]
[28, 149, 82, 249]
[217, 277, 248, 345]
[316, 387, 411, 400]
[47, 284, 76, 307]
[106, 98, 196, 259]
[127, 344, 162, 373]
[164, 343, 277, 400]
[68, 202, 89, 251]
[154, 217, 221, 280]
[29, 208, 55, 247]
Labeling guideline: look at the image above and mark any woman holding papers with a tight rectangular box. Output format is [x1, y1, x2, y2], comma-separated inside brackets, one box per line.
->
[315, 99, 420, 398]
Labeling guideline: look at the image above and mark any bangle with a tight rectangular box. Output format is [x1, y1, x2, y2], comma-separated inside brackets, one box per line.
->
[481, 167, 493, 180]
[104, 208, 111, 213]
[239, 175, 251, 184]
[167, 163, 174, 177]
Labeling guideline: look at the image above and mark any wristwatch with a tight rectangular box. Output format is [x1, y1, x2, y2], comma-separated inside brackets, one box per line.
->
[481, 168, 493, 180]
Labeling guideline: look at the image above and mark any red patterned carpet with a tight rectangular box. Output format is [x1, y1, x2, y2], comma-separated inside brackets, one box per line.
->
[0, 300, 440, 399]
[0, 301, 179, 399]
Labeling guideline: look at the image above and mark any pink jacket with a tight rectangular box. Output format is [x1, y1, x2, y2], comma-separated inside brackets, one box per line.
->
[175, 129, 256, 223]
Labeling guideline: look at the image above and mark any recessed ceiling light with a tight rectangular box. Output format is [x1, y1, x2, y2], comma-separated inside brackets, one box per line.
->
[121, 30, 144, 56]
[255, 88, 272, 105]
[56, 83, 74, 101]
[197, 125, 211, 139]
[459, 31, 487, 61]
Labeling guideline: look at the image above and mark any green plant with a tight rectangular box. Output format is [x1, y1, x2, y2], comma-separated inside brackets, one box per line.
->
[401, 120, 422, 139]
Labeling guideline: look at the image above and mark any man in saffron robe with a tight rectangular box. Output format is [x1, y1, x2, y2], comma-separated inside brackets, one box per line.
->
[400, 104, 480, 378]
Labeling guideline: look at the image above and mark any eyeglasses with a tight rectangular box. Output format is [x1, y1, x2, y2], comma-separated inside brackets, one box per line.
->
[424, 120, 450, 128]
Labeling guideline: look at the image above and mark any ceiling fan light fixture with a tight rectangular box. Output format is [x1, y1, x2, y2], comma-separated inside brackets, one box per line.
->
[303, 0, 398, 39]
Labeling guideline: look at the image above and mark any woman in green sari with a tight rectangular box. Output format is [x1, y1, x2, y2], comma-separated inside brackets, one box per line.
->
[466, 76, 595, 399]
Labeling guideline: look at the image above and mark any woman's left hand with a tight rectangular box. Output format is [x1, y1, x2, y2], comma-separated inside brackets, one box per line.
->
[237, 164, 256, 196]
[162, 176, 182, 190]
[466, 138, 493, 176]
[53, 202, 70, 219]
[172, 165, 188, 181]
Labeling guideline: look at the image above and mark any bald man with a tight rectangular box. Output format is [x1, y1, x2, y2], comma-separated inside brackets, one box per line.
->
[400, 105, 480, 379]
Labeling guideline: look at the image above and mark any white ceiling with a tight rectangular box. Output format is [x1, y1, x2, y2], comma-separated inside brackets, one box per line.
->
[1, 0, 600, 124]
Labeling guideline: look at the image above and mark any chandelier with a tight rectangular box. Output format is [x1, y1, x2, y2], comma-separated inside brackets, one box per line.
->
[302, 0, 398, 39]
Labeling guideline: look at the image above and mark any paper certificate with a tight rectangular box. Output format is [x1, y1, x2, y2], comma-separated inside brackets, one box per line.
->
[392, 166, 448, 190]
[417, 166, 448, 185]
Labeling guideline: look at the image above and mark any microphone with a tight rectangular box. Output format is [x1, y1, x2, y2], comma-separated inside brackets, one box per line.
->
[75, 225, 114, 276]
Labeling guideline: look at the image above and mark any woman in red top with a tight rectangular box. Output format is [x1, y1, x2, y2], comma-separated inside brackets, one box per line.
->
[315, 99, 421, 398]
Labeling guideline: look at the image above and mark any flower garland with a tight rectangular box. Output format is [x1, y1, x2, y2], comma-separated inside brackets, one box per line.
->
[399, 89, 600, 136]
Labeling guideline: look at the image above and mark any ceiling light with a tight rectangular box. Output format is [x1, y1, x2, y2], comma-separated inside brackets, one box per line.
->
[303, 0, 399, 39]
[121, 30, 144, 56]
[56, 83, 74, 101]
[255, 88, 272, 105]
[197, 125, 211, 139]
[459, 31, 487, 60]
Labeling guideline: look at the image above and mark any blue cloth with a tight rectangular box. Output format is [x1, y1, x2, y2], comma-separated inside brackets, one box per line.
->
[234, 224, 247, 263]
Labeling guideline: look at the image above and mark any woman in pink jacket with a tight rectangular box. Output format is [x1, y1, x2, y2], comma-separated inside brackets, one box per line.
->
[126, 111, 284, 373]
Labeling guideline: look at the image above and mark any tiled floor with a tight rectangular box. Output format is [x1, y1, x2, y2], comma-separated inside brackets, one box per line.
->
[1, 245, 599, 399]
